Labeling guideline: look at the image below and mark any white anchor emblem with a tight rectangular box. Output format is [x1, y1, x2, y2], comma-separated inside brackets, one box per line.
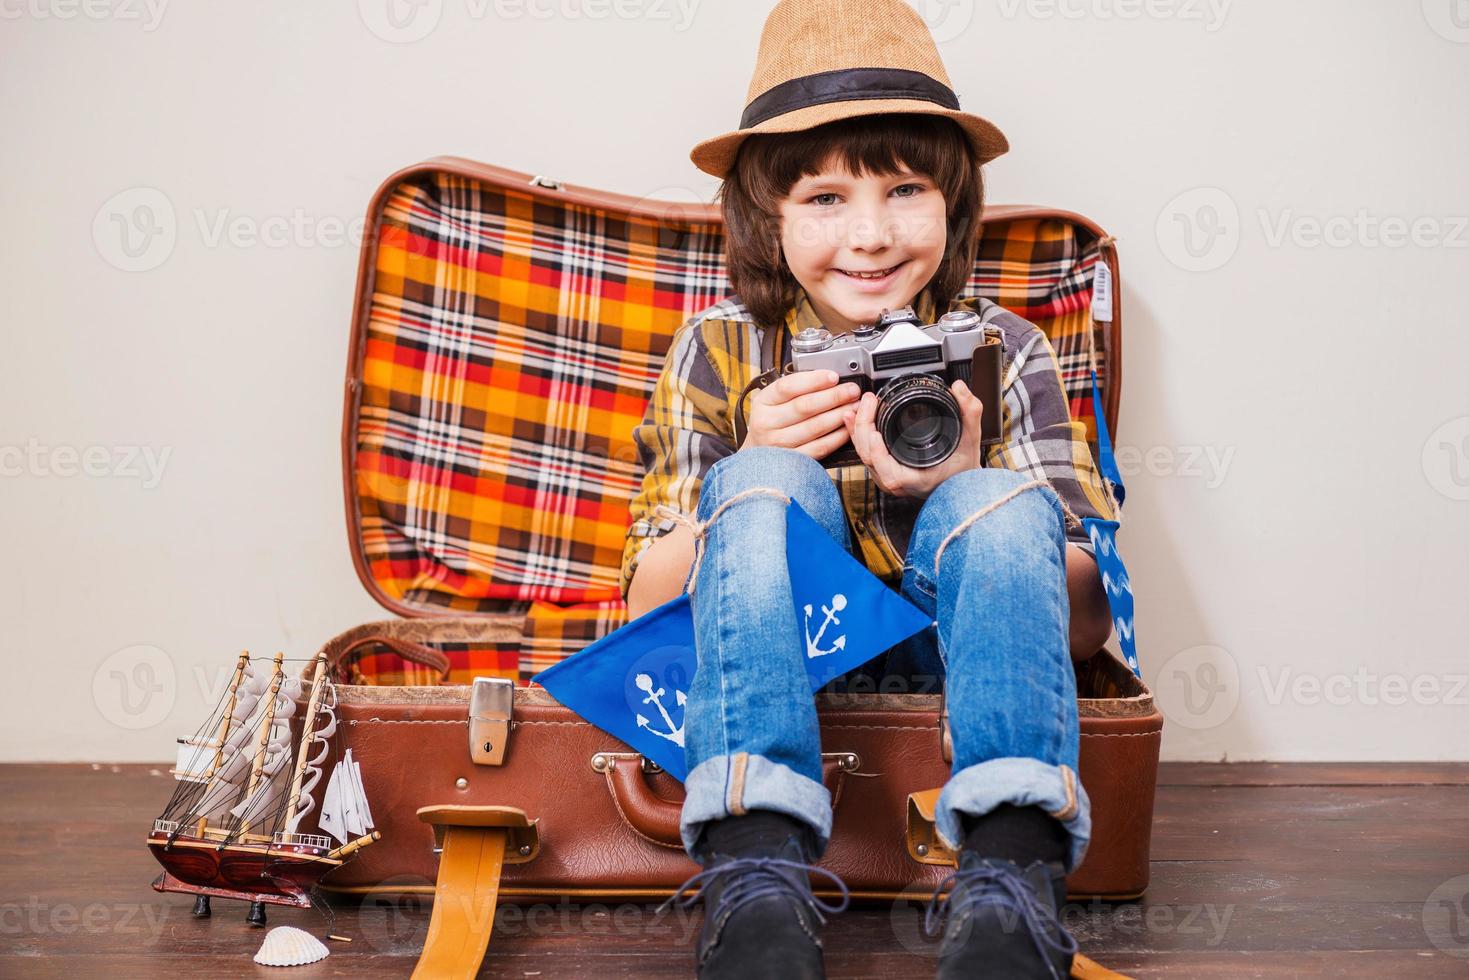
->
[803, 593, 848, 659]
[634, 672, 686, 747]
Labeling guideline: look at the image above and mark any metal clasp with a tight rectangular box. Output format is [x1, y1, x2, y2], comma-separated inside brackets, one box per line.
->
[469, 677, 513, 766]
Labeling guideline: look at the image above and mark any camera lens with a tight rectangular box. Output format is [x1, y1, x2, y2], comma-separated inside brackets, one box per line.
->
[874, 373, 961, 468]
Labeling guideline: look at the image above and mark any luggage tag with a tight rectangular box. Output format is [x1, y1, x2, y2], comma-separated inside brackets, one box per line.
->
[1080, 366, 1139, 677]
[533, 501, 931, 780]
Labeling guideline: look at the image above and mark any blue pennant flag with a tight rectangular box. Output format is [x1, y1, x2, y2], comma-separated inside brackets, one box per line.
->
[784, 500, 933, 688]
[533, 594, 698, 778]
[1085, 368, 1139, 676]
[532, 499, 931, 781]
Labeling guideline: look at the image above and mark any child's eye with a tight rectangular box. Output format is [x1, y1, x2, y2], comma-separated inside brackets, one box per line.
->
[893, 183, 924, 198]
[810, 192, 840, 207]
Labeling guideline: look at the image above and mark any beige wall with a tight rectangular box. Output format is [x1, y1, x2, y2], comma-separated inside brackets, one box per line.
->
[2, 1, 1465, 762]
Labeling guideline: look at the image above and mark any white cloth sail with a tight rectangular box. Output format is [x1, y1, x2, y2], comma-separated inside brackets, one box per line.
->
[242, 662, 271, 696]
[228, 740, 291, 822]
[317, 750, 373, 845]
[284, 704, 337, 835]
[173, 741, 213, 782]
[318, 761, 347, 845]
[343, 749, 374, 836]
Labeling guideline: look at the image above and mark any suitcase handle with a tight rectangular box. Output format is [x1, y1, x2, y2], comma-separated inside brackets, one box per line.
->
[324, 631, 454, 683]
[317, 617, 526, 684]
[593, 751, 860, 849]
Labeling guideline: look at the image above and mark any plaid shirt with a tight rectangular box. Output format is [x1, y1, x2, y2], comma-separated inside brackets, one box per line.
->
[618, 287, 1119, 602]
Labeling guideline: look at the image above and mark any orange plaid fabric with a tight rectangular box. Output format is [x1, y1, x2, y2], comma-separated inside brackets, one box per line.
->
[348, 168, 1114, 683]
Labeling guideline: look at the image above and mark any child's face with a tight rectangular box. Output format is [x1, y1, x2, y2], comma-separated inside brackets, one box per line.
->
[778, 155, 947, 335]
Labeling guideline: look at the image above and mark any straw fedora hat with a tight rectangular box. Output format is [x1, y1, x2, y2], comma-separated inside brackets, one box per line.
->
[689, 0, 1009, 178]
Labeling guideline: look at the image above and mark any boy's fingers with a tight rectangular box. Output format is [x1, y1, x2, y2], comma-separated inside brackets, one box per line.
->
[782, 402, 856, 448]
[791, 382, 861, 419]
[795, 423, 854, 460]
[759, 370, 838, 407]
[866, 422, 901, 483]
[855, 395, 880, 449]
[955, 380, 984, 438]
[760, 379, 860, 430]
[854, 396, 909, 491]
[845, 408, 872, 467]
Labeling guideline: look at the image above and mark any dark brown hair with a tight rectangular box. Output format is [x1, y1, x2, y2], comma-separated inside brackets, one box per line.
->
[718, 113, 985, 329]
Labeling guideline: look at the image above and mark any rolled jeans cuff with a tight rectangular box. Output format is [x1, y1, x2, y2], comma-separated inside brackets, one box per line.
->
[934, 757, 1092, 872]
[680, 752, 833, 859]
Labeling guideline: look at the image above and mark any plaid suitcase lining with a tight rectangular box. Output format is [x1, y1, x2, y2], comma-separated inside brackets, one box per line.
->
[351, 172, 1111, 685]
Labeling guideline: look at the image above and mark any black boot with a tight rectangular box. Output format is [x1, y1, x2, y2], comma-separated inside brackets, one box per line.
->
[927, 805, 1077, 980]
[661, 810, 848, 980]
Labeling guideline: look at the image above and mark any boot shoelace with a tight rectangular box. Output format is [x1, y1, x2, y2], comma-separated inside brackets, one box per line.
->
[924, 860, 1078, 980]
[659, 856, 851, 926]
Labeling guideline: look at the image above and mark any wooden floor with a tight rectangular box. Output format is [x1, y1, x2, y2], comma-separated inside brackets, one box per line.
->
[0, 763, 1465, 978]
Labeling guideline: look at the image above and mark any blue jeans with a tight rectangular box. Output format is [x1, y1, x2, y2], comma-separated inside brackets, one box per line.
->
[680, 446, 1090, 871]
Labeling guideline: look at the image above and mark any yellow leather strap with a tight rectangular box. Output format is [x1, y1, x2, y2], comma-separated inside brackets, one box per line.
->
[411, 825, 507, 980]
[1072, 952, 1133, 979]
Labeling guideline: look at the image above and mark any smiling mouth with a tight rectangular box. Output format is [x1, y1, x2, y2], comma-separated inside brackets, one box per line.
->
[837, 261, 906, 281]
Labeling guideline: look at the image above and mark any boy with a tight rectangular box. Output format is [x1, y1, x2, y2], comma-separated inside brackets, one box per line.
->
[623, 2, 1119, 977]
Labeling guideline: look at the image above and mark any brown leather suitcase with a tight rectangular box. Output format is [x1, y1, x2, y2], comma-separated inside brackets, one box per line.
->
[315, 157, 1161, 914]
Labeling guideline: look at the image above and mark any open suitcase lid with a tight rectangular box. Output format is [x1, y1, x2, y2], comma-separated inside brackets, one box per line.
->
[341, 156, 1123, 638]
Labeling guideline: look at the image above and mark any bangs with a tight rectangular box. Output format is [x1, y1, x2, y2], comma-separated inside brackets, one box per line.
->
[734, 113, 973, 203]
[717, 112, 986, 331]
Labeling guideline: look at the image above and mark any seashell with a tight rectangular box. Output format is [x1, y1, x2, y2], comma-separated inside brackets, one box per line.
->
[253, 925, 330, 967]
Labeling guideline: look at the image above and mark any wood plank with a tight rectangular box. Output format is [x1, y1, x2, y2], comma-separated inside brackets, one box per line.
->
[1158, 762, 1469, 787]
[3, 763, 1467, 978]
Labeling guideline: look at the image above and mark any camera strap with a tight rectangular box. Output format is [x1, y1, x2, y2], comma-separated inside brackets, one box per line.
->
[732, 366, 787, 449]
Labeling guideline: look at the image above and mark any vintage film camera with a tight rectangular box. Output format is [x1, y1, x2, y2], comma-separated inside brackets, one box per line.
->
[788, 306, 1005, 469]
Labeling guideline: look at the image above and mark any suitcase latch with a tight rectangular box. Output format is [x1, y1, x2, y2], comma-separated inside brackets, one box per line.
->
[469, 676, 513, 766]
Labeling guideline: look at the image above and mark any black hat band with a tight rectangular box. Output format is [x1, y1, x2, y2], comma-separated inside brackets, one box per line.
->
[740, 66, 960, 130]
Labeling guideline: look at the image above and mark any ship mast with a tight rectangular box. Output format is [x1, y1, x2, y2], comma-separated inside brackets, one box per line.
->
[195, 651, 249, 836]
[281, 652, 329, 834]
[237, 652, 286, 840]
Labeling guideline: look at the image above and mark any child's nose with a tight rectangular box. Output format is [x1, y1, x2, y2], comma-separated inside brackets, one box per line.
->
[844, 209, 895, 251]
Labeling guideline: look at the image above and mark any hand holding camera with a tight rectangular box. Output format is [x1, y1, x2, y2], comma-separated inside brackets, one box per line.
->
[789, 305, 1005, 497]
[738, 369, 863, 461]
[841, 378, 985, 499]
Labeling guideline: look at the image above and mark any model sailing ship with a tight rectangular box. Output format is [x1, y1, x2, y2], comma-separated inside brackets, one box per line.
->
[146, 651, 380, 925]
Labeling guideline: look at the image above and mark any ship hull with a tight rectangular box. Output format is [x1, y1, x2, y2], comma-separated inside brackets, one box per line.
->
[146, 832, 341, 908]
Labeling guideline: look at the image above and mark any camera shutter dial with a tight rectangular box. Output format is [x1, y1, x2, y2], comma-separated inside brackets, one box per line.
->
[792, 327, 833, 352]
[938, 311, 980, 333]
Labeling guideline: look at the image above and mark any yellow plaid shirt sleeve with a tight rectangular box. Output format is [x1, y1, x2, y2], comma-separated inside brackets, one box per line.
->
[618, 318, 738, 602]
